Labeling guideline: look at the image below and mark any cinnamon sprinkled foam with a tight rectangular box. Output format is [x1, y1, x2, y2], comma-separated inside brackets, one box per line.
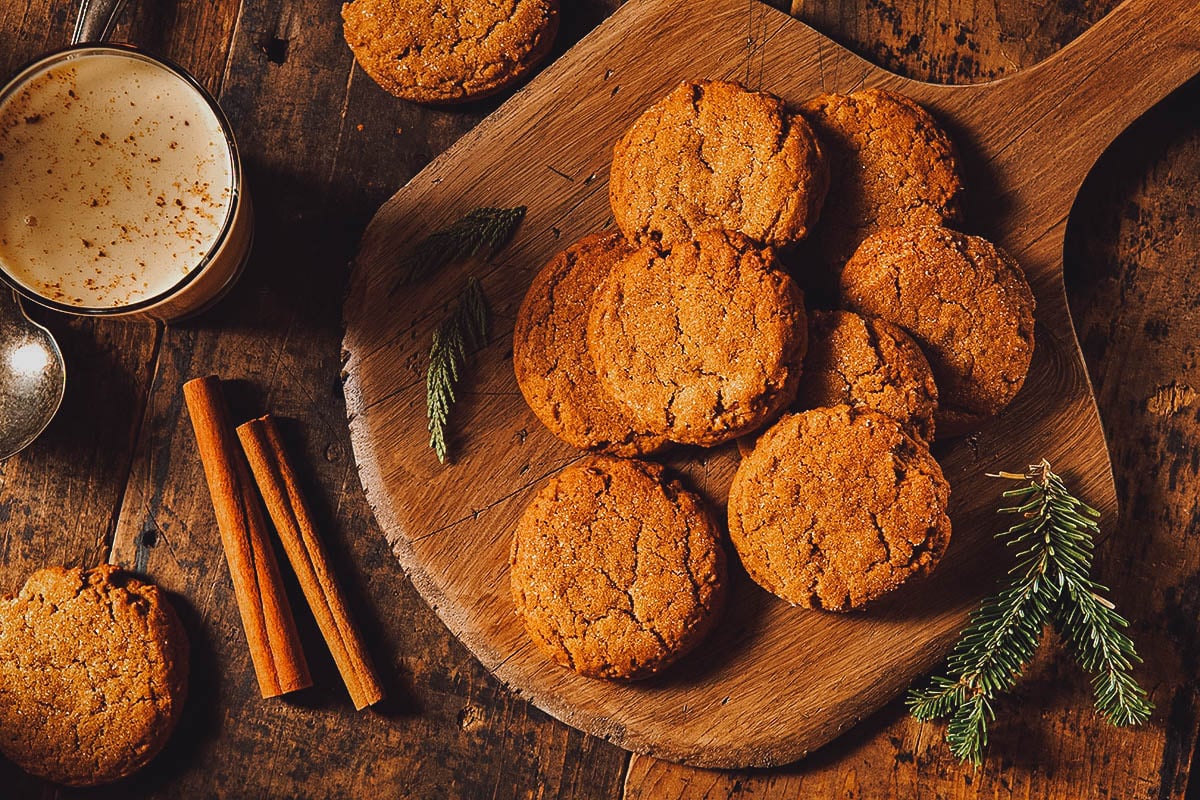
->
[0, 50, 234, 309]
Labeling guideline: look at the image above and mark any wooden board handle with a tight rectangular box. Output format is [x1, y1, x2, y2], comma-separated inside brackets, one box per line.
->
[979, 0, 1200, 199]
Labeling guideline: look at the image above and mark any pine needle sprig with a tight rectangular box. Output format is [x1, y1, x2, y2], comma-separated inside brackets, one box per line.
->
[392, 206, 526, 290]
[907, 459, 1152, 764]
[1056, 585, 1152, 726]
[908, 537, 1056, 762]
[426, 277, 489, 464]
[400, 205, 524, 464]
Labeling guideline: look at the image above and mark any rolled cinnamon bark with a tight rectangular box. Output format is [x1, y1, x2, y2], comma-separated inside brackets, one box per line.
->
[237, 415, 385, 710]
[183, 376, 312, 698]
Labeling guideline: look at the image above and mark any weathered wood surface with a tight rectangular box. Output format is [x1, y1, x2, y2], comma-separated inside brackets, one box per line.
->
[342, 0, 1198, 769]
[0, 0, 1194, 796]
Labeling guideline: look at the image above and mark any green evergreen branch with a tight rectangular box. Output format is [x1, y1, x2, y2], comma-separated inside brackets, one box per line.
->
[398, 205, 524, 464]
[426, 277, 489, 464]
[391, 206, 526, 290]
[1055, 585, 1152, 726]
[907, 459, 1152, 764]
[946, 693, 993, 764]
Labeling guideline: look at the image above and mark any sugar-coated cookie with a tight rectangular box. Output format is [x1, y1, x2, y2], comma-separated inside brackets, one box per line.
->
[0, 565, 188, 786]
[511, 457, 726, 679]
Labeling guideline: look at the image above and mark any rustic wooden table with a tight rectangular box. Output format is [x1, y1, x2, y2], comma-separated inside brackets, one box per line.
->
[1, 0, 1196, 797]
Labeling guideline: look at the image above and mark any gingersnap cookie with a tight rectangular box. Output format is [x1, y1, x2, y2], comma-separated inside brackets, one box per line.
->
[0, 565, 189, 786]
[728, 406, 951, 610]
[796, 310, 938, 441]
[588, 230, 807, 446]
[513, 231, 666, 456]
[839, 225, 1036, 436]
[610, 79, 828, 247]
[797, 88, 963, 274]
[510, 456, 726, 679]
[341, 0, 559, 104]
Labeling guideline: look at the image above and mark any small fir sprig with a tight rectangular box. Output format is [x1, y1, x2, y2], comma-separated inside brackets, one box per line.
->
[426, 277, 489, 464]
[396, 205, 525, 463]
[392, 206, 526, 291]
[907, 460, 1152, 764]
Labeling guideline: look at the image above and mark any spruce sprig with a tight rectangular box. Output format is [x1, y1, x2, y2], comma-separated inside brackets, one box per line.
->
[426, 277, 489, 464]
[398, 205, 525, 463]
[391, 206, 526, 291]
[907, 460, 1152, 764]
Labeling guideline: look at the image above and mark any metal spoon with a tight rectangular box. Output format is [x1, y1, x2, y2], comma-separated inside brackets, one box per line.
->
[0, 291, 65, 460]
[0, 0, 130, 460]
[73, 0, 127, 45]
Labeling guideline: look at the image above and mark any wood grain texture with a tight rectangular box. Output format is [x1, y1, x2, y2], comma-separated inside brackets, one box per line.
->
[0, 0, 159, 592]
[342, 0, 1200, 769]
[0, 0, 1197, 795]
[100, 0, 629, 797]
[626, 2, 1200, 798]
[2, 0, 629, 797]
[624, 75, 1200, 799]
[791, 0, 1122, 83]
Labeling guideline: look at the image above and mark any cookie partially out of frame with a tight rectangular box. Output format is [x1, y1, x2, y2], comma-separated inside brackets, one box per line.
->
[513, 231, 666, 456]
[342, 0, 559, 104]
[0, 565, 189, 786]
[511, 456, 727, 679]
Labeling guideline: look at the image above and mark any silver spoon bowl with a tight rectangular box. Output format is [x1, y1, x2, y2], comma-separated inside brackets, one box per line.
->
[0, 291, 65, 459]
[0, 0, 131, 460]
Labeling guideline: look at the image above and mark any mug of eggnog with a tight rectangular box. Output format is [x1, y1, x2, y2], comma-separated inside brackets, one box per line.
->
[0, 44, 252, 321]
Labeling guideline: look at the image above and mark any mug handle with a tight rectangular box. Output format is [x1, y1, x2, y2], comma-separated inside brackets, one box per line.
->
[72, 0, 128, 45]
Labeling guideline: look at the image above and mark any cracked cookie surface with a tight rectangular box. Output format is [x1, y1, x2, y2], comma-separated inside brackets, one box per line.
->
[0, 565, 189, 786]
[587, 230, 807, 446]
[839, 225, 1035, 436]
[728, 406, 951, 610]
[341, 0, 559, 104]
[513, 231, 666, 456]
[796, 310, 938, 442]
[609, 79, 828, 247]
[510, 456, 727, 679]
[797, 89, 962, 285]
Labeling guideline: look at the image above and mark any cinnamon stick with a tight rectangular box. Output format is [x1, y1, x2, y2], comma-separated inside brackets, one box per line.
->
[183, 376, 312, 698]
[236, 415, 385, 710]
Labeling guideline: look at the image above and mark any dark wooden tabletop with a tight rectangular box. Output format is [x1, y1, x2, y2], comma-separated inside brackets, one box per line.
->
[1, 0, 1197, 797]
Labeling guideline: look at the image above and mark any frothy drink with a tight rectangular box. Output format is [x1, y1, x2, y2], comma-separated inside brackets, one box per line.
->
[0, 47, 249, 319]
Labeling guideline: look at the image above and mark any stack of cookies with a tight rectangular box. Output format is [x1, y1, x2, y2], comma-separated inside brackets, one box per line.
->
[510, 79, 1036, 679]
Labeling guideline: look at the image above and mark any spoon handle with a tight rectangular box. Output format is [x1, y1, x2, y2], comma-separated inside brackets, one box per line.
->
[72, 0, 128, 45]
[0, 289, 24, 329]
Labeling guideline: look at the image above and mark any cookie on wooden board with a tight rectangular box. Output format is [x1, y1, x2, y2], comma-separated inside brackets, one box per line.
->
[610, 79, 828, 247]
[728, 406, 951, 611]
[0, 565, 189, 786]
[341, 0, 559, 104]
[588, 230, 807, 446]
[796, 310, 938, 442]
[510, 456, 727, 679]
[839, 224, 1036, 436]
[513, 231, 666, 456]
[796, 88, 963, 286]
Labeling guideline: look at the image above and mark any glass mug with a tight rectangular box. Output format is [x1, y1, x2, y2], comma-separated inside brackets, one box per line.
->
[0, 7, 251, 322]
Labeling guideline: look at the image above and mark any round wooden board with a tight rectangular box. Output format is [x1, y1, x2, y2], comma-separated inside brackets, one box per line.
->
[342, 0, 1200, 768]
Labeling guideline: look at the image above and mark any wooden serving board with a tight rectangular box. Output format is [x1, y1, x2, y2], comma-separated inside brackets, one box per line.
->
[342, 0, 1200, 768]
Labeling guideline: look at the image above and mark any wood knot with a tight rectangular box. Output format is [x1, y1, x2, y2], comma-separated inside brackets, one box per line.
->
[1146, 382, 1196, 416]
[458, 703, 486, 732]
